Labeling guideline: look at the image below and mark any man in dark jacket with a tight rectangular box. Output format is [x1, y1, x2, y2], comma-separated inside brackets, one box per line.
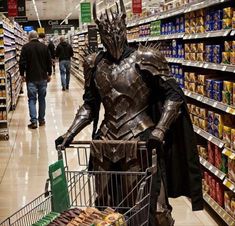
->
[19, 31, 52, 129]
[48, 40, 56, 74]
[56, 36, 73, 91]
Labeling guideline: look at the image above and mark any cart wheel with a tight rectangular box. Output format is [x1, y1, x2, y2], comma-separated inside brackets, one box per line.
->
[4, 134, 9, 140]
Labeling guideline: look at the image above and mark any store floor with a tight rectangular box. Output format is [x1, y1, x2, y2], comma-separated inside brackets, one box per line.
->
[0, 67, 219, 225]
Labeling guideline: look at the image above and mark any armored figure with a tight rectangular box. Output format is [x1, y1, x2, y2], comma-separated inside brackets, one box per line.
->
[56, 1, 203, 225]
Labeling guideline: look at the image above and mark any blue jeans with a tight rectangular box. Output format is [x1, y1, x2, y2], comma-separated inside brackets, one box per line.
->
[59, 60, 71, 89]
[27, 80, 47, 124]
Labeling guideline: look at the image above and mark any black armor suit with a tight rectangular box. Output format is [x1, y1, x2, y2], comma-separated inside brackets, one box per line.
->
[56, 1, 203, 225]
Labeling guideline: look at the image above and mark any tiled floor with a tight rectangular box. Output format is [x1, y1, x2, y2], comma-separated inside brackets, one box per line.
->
[0, 67, 220, 225]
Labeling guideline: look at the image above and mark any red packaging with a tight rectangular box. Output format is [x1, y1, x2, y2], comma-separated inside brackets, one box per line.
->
[211, 178, 216, 200]
[216, 182, 224, 207]
[214, 146, 222, 170]
[208, 142, 215, 165]
[208, 175, 212, 195]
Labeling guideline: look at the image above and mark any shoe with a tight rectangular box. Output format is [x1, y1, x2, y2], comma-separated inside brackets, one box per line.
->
[39, 120, 45, 126]
[28, 123, 37, 129]
[66, 86, 69, 90]
[62, 87, 65, 91]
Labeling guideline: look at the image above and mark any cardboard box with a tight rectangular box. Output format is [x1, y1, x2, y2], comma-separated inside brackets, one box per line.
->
[223, 126, 232, 148]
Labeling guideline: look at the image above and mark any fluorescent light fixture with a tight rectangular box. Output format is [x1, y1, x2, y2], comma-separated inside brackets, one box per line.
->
[31, 0, 41, 27]
[66, 12, 72, 18]
[97, 0, 104, 6]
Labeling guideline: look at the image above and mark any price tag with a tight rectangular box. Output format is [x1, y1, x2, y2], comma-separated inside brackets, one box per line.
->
[197, 96, 201, 101]
[213, 102, 217, 107]
[208, 136, 213, 141]
[222, 66, 227, 71]
[204, 63, 209, 68]
[209, 165, 213, 171]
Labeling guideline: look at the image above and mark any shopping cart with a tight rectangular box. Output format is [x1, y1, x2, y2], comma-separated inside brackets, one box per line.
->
[0, 140, 157, 226]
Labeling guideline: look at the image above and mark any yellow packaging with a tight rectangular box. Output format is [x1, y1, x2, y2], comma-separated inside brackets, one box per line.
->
[190, 43, 197, 53]
[225, 41, 232, 52]
[189, 82, 196, 92]
[199, 118, 207, 130]
[222, 52, 230, 64]
[200, 108, 208, 119]
[190, 114, 194, 123]
[185, 19, 190, 27]
[184, 72, 190, 81]
[196, 17, 204, 26]
[185, 44, 191, 53]
[194, 116, 199, 126]
[233, 83, 235, 95]
[195, 106, 200, 115]
[184, 81, 189, 90]
[231, 52, 235, 65]
[185, 13, 190, 19]
[190, 26, 196, 34]
[187, 104, 191, 112]
[191, 104, 196, 115]
[189, 72, 196, 82]
[185, 27, 190, 34]
[190, 53, 196, 61]
[197, 43, 204, 53]
[196, 25, 205, 33]
[223, 19, 232, 29]
[224, 81, 233, 92]
[185, 53, 190, 61]
[189, 11, 196, 19]
[223, 126, 232, 148]
[197, 85, 206, 96]
[2, 111, 6, 120]
[222, 90, 232, 105]
[196, 9, 205, 17]
[223, 7, 234, 19]
[197, 53, 204, 62]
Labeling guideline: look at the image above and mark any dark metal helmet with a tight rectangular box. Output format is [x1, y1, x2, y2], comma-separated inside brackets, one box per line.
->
[93, 0, 127, 61]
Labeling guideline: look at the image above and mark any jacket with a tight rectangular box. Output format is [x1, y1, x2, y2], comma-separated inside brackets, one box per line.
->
[56, 42, 73, 61]
[19, 39, 52, 82]
[48, 41, 55, 59]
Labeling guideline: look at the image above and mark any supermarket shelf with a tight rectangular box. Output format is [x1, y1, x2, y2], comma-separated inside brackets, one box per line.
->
[127, 15, 159, 28]
[193, 125, 225, 148]
[203, 192, 235, 226]
[4, 33, 14, 39]
[183, 89, 235, 115]
[0, 34, 3, 38]
[182, 60, 235, 73]
[0, 97, 6, 99]
[231, 30, 235, 36]
[183, 29, 231, 40]
[5, 48, 15, 53]
[71, 66, 85, 83]
[166, 57, 184, 64]
[5, 55, 15, 62]
[0, 120, 7, 123]
[0, 62, 4, 65]
[0, 105, 7, 108]
[199, 156, 226, 180]
[6, 62, 17, 71]
[223, 178, 235, 193]
[159, 6, 185, 19]
[0, 84, 6, 86]
[4, 42, 12, 46]
[78, 30, 88, 35]
[222, 148, 235, 160]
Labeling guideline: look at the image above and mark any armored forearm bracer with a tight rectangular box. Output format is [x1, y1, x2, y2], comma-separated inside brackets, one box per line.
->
[155, 100, 183, 133]
[64, 104, 93, 139]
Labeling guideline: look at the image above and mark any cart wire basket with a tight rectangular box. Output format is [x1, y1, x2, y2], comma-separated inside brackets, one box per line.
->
[0, 141, 157, 226]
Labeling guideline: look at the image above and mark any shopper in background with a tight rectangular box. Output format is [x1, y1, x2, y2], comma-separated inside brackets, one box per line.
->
[19, 31, 52, 129]
[38, 33, 46, 44]
[48, 39, 56, 74]
[56, 36, 73, 91]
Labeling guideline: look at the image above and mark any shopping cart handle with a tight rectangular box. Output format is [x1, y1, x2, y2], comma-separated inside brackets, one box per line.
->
[44, 178, 50, 197]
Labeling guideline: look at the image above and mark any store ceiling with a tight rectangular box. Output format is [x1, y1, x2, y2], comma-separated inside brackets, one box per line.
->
[26, 0, 81, 20]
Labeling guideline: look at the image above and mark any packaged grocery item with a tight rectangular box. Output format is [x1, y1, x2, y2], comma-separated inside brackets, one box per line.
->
[214, 146, 222, 169]
[224, 191, 235, 215]
[189, 11, 196, 19]
[213, 21, 223, 30]
[184, 72, 190, 81]
[197, 43, 204, 53]
[213, 45, 222, 55]
[213, 81, 223, 92]
[221, 154, 228, 174]
[225, 41, 232, 52]
[196, 9, 205, 17]
[193, 116, 199, 126]
[190, 26, 196, 34]
[222, 90, 232, 105]
[195, 106, 200, 116]
[200, 146, 208, 159]
[189, 72, 196, 82]
[208, 142, 215, 165]
[228, 158, 235, 183]
[185, 27, 190, 34]
[224, 81, 233, 92]
[199, 118, 207, 130]
[200, 108, 207, 119]
[231, 198, 235, 218]
[196, 17, 204, 26]
[214, 10, 223, 21]
[205, 45, 213, 54]
[185, 53, 190, 61]
[207, 90, 213, 99]
[223, 7, 234, 19]
[214, 91, 223, 101]
[216, 182, 224, 207]
[196, 26, 205, 33]
[208, 111, 215, 124]
[206, 79, 215, 90]
[232, 17, 235, 29]
[223, 126, 232, 148]
[198, 74, 213, 85]
[189, 82, 196, 92]
[222, 52, 230, 64]
[190, 43, 197, 53]
[223, 19, 232, 29]
[231, 129, 235, 150]
[190, 53, 196, 61]
[197, 85, 206, 96]
[184, 43, 191, 53]
[231, 52, 235, 65]
[196, 53, 204, 62]
[190, 18, 196, 27]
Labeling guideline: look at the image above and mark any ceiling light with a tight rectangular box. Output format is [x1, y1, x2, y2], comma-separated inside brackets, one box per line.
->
[31, 0, 41, 27]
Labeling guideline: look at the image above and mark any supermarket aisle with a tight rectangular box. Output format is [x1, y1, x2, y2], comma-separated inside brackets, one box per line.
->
[0, 68, 218, 225]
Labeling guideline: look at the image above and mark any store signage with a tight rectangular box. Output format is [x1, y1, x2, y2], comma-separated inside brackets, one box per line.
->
[88, 25, 98, 52]
[37, 27, 45, 34]
[14, 16, 28, 23]
[0, 0, 8, 13]
[8, 0, 18, 17]
[18, 0, 26, 16]
[132, 0, 142, 14]
[48, 20, 59, 26]
[81, 2, 91, 24]
[24, 26, 34, 32]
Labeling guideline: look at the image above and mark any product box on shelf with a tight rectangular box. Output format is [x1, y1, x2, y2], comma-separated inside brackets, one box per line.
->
[228, 158, 235, 183]
[223, 7, 234, 19]
[224, 191, 235, 217]
[208, 142, 215, 165]
[223, 126, 232, 148]
[222, 52, 230, 64]
[214, 146, 222, 170]
[216, 181, 224, 207]
[221, 154, 228, 174]
[231, 129, 235, 150]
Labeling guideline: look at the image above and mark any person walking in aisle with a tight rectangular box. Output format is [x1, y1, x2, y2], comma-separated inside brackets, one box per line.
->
[19, 31, 52, 129]
[48, 39, 56, 74]
[56, 36, 73, 91]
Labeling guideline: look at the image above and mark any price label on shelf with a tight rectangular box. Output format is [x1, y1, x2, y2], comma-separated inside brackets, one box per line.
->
[208, 136, 213, 141]
[213, 102, 217, 107]
[222, 66, 227, 71]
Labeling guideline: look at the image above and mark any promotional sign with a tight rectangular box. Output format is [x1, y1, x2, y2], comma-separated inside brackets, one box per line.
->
[88, 25, 98, 52]
[24, 26, 34, 32]
[37, 27, 45, 34]
[14, 16, 28, 23]
[8, 0, 18, 17]
[18, 0, 26, 16]
[81, 2, 91, 24]
[0, 0, 8, 13]
[132, 0, 142, 14]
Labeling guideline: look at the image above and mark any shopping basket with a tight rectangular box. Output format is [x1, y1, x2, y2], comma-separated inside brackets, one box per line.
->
[0, 140, 157, 226]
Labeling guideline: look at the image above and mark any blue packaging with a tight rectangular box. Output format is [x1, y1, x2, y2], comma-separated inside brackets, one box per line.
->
[180, 23, 185, 32]
[205, 22, 214, 31]
[213, 45, 222, 55]
[213, 21, 222, 30]
[213, 91, 223, 102]
[205, 53, 213, 62]
[176, 24, 180, 33]
[175, 65, 179, 75]
[213, 54, 222, 64]
[176, 17, 180, 25]
[207, 89, 214, 99]
[178, 67, 183, 76]
[171, 66, 175, 75]
[206, 79, 215, 90]
[205, 12, 212, 22]
[205, 45, 213, 54]
[180, 16, 184, 24]
[207, 123, 214, 135]
[161, 24, 165, 35]
[213, 81, 223, 92]
[213, 10, 223, 21]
